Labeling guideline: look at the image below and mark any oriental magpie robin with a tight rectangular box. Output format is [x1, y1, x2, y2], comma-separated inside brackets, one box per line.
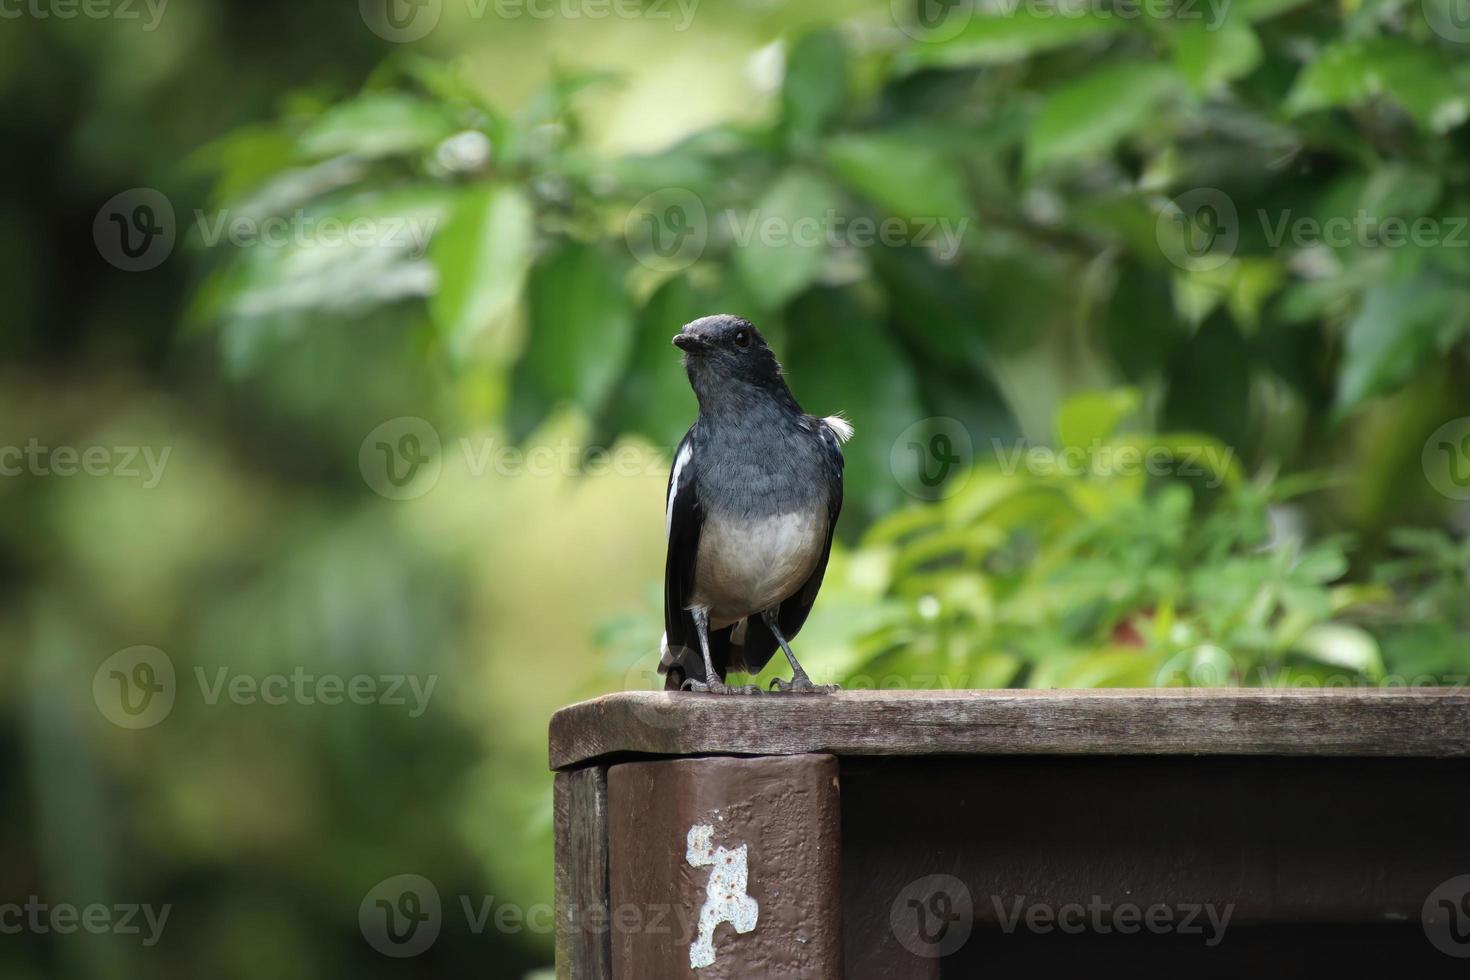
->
[656, 314, 851, 694]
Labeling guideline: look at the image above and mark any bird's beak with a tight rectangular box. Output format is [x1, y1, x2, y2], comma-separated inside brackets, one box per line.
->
[673, 333, 711, 354]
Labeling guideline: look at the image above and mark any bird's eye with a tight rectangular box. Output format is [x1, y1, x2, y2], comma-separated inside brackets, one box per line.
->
[733, 330, 751, 350]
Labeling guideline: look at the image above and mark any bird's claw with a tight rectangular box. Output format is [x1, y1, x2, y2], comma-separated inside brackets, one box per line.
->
[769, 676, 840, 694]
[681, 678, 762, 695]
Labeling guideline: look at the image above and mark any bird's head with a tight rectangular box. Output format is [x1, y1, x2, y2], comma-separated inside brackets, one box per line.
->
[672, 315, 785, 398]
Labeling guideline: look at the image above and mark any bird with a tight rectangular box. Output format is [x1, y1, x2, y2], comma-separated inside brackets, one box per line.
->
[656, 314, 851, 694]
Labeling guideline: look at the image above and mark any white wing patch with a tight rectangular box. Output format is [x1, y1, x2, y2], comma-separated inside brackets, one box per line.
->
[822, 414, 854, 443]
[667, 441, 693, 537]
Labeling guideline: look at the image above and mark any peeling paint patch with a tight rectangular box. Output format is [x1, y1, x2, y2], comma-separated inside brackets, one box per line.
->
[686, 824, 758, 969]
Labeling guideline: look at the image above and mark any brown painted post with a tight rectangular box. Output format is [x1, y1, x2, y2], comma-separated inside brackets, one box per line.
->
[554, 766, 612, 979]
[604, 754, 842, 979]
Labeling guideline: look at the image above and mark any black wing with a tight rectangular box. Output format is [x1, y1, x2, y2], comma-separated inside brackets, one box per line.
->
[657, 426, 735, 688]
[734, 418, 846, 675]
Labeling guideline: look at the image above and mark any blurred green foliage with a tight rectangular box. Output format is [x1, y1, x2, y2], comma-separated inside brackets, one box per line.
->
[5, 0, 1470, 977]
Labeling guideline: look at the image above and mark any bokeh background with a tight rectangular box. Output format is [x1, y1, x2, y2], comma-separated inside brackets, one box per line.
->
[4, 0, 1470, 975]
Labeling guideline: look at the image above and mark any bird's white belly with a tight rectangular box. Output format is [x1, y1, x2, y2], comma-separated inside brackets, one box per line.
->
[692, 510, 826, 628]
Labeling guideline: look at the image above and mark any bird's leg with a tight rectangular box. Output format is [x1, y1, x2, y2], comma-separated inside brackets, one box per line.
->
[762, 609, 839, 693]
[681, 607, 761, 695]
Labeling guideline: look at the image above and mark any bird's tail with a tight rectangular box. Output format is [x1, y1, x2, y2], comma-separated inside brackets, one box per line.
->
[658, 632, 689, 691]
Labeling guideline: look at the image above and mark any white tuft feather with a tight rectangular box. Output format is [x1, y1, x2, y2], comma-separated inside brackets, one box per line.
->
[822, 414, 854, 443]
[666, 441, 693, 536]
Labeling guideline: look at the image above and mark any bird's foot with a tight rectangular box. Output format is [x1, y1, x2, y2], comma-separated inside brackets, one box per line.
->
[681, 678, 763, 695]
[770, 674, 840, 694]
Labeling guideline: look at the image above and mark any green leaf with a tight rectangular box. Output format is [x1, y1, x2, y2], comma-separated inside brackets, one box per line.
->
[781, 30, 847, 145]
[1292, 623, 1384, 678]
[197, 186, 455, 342]
[734, 169, 846, 310]
[1236, 0, 1312, 20]
[524, 242, 635, 411]
[299, 93, 460, 160]
[1286, 38, 1470, 134]
[429, 185, 535, 360]
[1334, 279, 1470, 416]
[1024, 63, 1181, 173]
[1055, 389, 1141, 450]
[902, 13, 1128, 69]
[1171, 16, 1262, 96]
[824, 132, 973, 224]
[784, 287, 924, 522]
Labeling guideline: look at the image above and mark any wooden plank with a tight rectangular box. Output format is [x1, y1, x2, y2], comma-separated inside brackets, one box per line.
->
[548, 688, 1470, 770]
[554, 766, 612, 980]
[605, 754, 842, 979]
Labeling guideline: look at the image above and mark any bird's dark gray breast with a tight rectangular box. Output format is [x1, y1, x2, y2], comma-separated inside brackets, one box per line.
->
[692, 406, 831, 519]
[687, 407, 833, 627]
